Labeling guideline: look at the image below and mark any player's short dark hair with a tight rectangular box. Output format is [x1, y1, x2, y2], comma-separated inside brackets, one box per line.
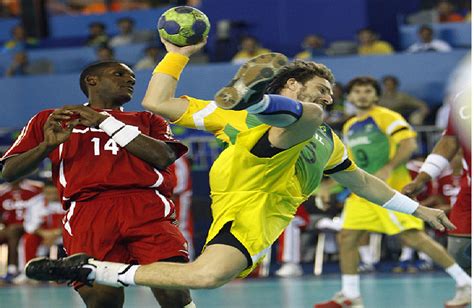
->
[382, 75, 399, 87]
[266, 60, 335, 94]
[346, 76, 381, 96]
[79, 61, 122, 97]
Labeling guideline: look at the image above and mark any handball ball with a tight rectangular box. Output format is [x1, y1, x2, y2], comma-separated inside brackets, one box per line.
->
[157, 6, 210, 47]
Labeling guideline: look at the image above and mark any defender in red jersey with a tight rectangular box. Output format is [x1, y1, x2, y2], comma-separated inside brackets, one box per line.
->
[1, 61, 195, 307]
[0, 178, 43, 281]
[403, 74, 472, 307]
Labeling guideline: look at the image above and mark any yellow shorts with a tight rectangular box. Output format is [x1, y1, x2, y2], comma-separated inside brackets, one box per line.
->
[342, 194, 424, 235]
[205, 125, 308, 277]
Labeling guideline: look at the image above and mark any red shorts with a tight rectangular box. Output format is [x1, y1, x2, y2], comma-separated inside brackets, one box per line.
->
[62, 189, 189, 264]
[449, 185, 471, 236]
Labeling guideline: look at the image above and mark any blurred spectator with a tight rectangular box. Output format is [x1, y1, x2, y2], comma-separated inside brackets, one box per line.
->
[407, 25, 452, 53]
[96, 46, 115, 61]
[356, 28, 394, 55]
[232, 35, 271, 64]
[0, 178, 43, 282]
[2, 24, 38, 52]
[5, 51, 30, 77]
[379, 75, 430, 125]
[85, 22, 109, 47]
[134, 45, 165, 70]
[109, 17, 153, 47]
[295, 34, 327, 59]
[436, 0, 464, 23]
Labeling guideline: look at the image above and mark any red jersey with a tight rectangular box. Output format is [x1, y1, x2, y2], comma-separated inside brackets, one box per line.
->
[1, 108, 187, 208]
[406, 160, 460, 205]
[0, 180, 43, 225]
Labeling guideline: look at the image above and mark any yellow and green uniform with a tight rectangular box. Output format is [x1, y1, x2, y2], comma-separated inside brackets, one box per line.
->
[341, 106, 423, 234]
[174, 96, 355, 276]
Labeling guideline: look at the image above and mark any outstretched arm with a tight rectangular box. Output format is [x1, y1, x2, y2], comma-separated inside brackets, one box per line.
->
[330, 167, 455, 231]
[141, 38, 207, 122]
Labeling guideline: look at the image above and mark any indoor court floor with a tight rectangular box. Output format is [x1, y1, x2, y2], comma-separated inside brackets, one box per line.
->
[1, 273, 464, 308]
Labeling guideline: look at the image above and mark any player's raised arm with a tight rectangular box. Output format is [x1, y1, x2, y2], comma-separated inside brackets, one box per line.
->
[141, 38, 207, 122]
[330, 167, 456, 232]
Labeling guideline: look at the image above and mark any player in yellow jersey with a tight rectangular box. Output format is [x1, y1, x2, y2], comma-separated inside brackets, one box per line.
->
[315, 77, 471, 308]
[25, 37, 454, 296]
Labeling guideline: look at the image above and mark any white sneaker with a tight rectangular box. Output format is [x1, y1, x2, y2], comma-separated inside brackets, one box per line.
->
[12, 273, 38, 285]
[445, 284, 471, 307]
[314, 291, 364, 308]
[275, 263, 303, 277]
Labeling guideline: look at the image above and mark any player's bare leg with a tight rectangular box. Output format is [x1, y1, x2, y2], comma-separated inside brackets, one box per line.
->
[0, 224, 24, 280]
[25, 244, 248, 290]
[77, 284, 124, 308]
[150, 288, 193, 308]
[315, 229, 369, 308]
[399, 229, 471, 307]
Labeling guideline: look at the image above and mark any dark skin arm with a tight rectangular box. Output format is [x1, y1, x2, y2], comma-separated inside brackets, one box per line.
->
[64, 105, 178, 169]
[2, 109, 79, 182]
[402, 135, 459, 198]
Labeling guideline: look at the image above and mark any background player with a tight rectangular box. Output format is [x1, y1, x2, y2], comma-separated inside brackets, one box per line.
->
[0, 177, 43, 282]
[1, 61, 195, 307]
[315, 77, 470, 308]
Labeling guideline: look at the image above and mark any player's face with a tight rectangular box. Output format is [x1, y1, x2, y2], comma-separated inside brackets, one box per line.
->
[348, 84, 378, 109]
[97, 64, 136, 104]
[296, 76, 333, 109]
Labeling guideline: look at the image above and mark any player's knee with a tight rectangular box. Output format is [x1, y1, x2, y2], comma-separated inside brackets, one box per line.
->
[152, 289, 192, 308]
[400, 229, 426, 247]
[339, 230, 364, 248]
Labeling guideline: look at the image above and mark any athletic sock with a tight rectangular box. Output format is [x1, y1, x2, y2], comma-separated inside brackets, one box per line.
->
[358, 245, 373, 265]
[7, 265, 18, 275]
[86, 260, 139, 287]
[399, 246, 414, 262]
[445, 263, 471, 287]
[184, 301, 196, 308]
[246, 94, 303, 127]
[342, 274, 361, 299]
[418, 251, 432, 263]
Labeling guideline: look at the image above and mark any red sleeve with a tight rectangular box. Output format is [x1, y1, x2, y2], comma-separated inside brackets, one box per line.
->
[148, 113, 188, 159]
[1, 110, 52, 162]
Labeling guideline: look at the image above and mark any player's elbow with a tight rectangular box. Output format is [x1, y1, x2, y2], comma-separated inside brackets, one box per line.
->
[1, 164, 19, 182]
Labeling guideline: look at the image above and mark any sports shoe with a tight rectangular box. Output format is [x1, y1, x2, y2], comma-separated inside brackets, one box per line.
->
[214, 53, 288, 110]
[0, 272, 18, 284]
[415, 259, 433, 272]
[392, 260, 417, 273]
[357, 262, 375, 273]
[275, 263, 303, 277]
[314, 291, 364, 308]
[445, 284, 471, 308]
[25, 253, 93, 285]
[12, 272, 39, 285]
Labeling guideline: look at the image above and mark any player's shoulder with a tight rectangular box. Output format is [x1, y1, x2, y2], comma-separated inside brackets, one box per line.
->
[371, 106, 403, 119]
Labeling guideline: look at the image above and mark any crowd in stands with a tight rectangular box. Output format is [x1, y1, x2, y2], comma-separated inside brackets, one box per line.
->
[0, 0, 470, 78]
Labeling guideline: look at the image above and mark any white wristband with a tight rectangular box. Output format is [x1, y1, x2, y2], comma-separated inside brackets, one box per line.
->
[99, 116, 125, 136]
[419, 154, 450, 180]
[112, 125, 140, 147]
[382, 191, 419, 214]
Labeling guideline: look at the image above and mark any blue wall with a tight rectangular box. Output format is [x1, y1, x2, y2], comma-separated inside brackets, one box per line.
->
[0, 50, 467, 127]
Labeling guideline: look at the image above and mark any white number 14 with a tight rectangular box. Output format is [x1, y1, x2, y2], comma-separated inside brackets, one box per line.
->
[91, 138, 120, 156]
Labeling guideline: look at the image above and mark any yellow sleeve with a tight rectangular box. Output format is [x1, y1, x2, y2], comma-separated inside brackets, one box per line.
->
[172, 96, 250, 141]
[376, 109, 416, 145]
[324, 130, 357, 174]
